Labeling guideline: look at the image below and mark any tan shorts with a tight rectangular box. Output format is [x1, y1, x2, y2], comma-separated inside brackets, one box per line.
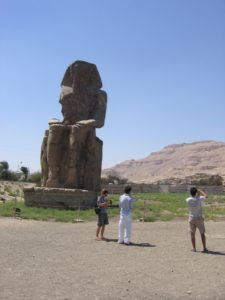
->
[188, 217, 205, 234]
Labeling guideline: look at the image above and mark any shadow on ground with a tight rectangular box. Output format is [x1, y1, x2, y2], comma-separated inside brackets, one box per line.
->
[202, 250, 225, 256]
[105, 238, 156, 247]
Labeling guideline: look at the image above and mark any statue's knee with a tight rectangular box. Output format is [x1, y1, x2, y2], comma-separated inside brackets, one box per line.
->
[50, 124, 64, 132]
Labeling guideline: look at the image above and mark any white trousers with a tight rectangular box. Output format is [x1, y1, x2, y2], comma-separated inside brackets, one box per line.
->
[118, 214, 132, 243]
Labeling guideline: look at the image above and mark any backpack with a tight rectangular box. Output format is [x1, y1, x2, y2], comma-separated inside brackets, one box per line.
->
[94, 206, 101, 215]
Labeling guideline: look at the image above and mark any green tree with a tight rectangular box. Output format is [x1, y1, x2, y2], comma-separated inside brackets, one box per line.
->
[191, 174, 223, 186]
[101, 175, 129, 185]
[29, 171, 42, 185]
[0, 161, 9, 180]
[20, 166, 29, 181]
[207, 175, 223, 186]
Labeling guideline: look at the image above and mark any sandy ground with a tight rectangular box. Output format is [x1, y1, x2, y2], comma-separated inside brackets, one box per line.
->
[0, 217, 225, 300]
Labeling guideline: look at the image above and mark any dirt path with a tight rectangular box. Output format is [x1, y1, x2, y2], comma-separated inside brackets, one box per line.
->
[0, 218, 225, 300]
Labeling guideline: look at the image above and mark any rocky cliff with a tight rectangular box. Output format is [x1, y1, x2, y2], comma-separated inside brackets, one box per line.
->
[102, 141, 225, 183]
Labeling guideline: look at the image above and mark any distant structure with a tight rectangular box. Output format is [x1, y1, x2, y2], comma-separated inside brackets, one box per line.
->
[24, 60, 107, 209]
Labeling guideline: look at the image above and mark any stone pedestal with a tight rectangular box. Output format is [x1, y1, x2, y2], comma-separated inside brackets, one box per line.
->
[24, 187, 97, 209]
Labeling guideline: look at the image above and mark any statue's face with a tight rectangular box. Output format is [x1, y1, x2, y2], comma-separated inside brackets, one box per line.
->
[71, 62, 102, 90]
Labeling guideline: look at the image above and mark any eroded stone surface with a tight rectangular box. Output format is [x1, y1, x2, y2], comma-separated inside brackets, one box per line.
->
[24, 187, 97, 209]
[41, 60, 107, 191]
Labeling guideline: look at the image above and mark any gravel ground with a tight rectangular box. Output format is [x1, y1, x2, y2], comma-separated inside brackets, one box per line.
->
[0, 217, 225, 300]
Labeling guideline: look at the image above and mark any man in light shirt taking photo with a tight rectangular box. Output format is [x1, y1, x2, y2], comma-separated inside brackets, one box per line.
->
[186, 187, 208, 253]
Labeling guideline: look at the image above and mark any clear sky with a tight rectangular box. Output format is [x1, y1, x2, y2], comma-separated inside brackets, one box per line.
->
[1, 0, 225, 173]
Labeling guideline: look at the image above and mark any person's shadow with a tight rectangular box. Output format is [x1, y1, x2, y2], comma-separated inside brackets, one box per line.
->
[105, 239, 156, 247]
[201, 250, 225, 256]
[127, 242, 156, 248]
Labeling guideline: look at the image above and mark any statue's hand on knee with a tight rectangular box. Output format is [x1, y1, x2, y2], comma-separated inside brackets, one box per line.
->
[74, 119, 97, 129]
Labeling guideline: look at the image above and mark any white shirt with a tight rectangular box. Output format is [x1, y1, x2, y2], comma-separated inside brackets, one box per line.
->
[186, 196, 205, 219]
[119, 193, 134, 216]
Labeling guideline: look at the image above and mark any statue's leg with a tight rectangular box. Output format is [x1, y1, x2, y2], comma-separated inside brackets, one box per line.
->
[46, 124, 64, 187]
[65, 125, 80, 188]
[66, 126, 99, 189]
[66, 126, 93, 189]
[83, 129, 99, 191]
[40, 130, 49, 186]
[94, 136, 103, 191]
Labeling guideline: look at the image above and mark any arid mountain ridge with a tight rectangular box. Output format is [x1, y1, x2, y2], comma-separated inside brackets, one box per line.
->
[102, 140, 225, 184]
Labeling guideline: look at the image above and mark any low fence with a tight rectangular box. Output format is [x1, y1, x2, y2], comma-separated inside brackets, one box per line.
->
[103, 184, 225, 194]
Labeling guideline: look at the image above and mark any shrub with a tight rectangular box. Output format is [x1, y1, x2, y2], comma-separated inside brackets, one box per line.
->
[29, 172, 42, 185]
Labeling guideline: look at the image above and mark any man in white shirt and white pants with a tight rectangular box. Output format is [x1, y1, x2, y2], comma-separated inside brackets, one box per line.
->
[186, 187, 208, 252]
[118, 185, 134, 245]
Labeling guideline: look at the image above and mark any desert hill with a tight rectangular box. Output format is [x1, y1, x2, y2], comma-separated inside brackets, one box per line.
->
[102, 140, 225, 184]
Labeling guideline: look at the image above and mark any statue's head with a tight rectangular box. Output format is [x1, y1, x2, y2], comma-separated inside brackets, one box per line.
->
[59, 60, 104, 125]
[61, 60, 102, 91]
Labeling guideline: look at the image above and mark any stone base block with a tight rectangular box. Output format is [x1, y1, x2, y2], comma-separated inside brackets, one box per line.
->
[24, 187, 97, 209]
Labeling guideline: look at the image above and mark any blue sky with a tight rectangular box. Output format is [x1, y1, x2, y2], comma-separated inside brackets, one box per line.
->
[1, 0, 225, 172]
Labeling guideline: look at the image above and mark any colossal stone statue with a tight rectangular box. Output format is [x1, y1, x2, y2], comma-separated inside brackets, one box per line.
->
[41, 60, 107, 192]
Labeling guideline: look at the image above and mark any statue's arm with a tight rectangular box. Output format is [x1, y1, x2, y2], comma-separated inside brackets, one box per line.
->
[76, 90, 107, 128]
